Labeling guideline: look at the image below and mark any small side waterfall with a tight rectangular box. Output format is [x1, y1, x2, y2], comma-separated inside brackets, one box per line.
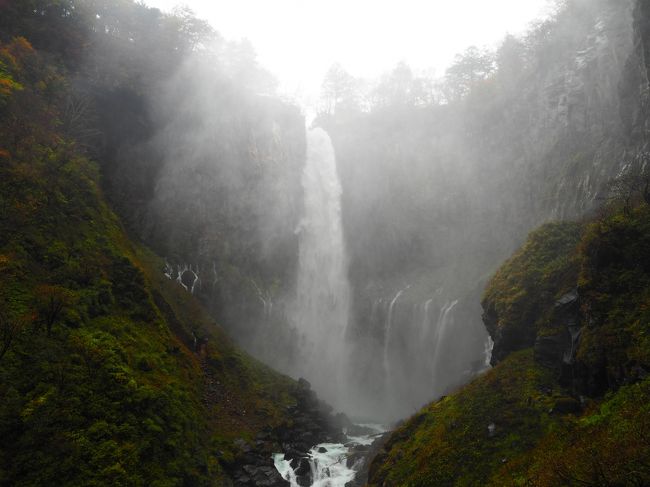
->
[432, 299, 459, 386]
[484, 335, 494, 368]
[383, 285, 409, 381]
[421, 298, 434, 339]
[291, 127, 351, 409]
[357, 289, 489, 420]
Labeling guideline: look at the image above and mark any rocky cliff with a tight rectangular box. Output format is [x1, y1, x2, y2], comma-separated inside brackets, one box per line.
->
[367, 202, 650, 486]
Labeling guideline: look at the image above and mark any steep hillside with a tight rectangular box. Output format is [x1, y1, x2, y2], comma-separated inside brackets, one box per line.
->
[0, 36, 335, 487]
[368, 202, 650, 486]
[0, 0, 308, 379]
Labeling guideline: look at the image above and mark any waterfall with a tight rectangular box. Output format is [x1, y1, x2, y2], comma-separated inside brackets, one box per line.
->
[421, 298, 433, 339]
[273, 425, 384, 487]
[484, 335, 494, 368]
[432, 299, 459, 388]
[291, 127, 351, 409]
[383, 286, 409, 380]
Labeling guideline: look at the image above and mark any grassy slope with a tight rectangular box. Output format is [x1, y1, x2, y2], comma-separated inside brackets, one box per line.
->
[0, 38, 297, 486]
[369, 206, 650, 486]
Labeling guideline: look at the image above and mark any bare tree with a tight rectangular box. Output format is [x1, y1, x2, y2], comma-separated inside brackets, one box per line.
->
[321, 63, 359, 115]
[0, 307, 27, 361]
[35, 285, 72, 336]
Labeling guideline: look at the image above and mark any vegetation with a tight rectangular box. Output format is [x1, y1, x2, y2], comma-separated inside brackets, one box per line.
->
[369, 200, 650, 486]
[482, 222, 583, 362]
[1, 0, 649, 485]
[369, 350, 563, 486]
[0, 34, 300, 486]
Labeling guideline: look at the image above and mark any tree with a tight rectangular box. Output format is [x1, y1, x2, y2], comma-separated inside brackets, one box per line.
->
[444, 46, 495, 101]
[369, 62, 437, 109]
[0, 306, 27, 361]
[495, 34, 528, 89]
[35, 285, 72, 336]
[320, 63, 359, 115]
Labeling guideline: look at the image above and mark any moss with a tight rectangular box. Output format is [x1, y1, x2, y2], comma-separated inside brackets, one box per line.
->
[575, 204, 650, 392]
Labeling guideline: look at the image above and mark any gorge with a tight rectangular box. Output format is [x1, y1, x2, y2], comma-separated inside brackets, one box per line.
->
[1, 0, 650, 485]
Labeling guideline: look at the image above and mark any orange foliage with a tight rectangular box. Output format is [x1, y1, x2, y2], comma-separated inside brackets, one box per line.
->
[0, 37, 35, 79]
[9, 37, 34, 56]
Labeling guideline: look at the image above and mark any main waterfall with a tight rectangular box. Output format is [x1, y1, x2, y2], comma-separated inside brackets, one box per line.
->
[292, 127, 351, 410]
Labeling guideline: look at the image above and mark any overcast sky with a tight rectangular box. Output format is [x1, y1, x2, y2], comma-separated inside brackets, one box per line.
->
[145, 0, 552, 104]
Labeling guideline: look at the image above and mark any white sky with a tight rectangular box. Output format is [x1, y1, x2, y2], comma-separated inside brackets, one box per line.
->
[145, 0, 552, 105]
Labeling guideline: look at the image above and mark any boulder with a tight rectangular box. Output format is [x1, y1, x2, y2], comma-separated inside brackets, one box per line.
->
[551, 396, 582, 414]
[297, 377, 311, 390]
[294, 457, 311, 477]
[258, 466, 289, 486]
[534, 333, 566, 368]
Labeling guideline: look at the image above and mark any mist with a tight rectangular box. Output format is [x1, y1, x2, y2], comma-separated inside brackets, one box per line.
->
[3, 0, 650, 484]
[73, 0, 638, 424]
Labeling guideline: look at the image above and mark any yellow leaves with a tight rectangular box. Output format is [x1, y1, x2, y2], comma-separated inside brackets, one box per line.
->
[0, 254, 10, 270]
[0, 74, 23, 97]
[0, 37, 35, 95]
[20, 388, 55, 420]
[0, 37, 34, 70]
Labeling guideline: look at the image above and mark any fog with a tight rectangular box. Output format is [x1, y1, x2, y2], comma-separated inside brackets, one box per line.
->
[145, 0, 549, 105]
[88, 0, 640, 422]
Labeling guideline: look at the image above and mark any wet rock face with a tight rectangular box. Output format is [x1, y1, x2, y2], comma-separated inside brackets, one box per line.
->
[622, 0, 650, 138]
[533, 291, 581, 371]
[346, 434, 389, 487]
[233, 464, 289, 487]
[534, 334, 568, 368]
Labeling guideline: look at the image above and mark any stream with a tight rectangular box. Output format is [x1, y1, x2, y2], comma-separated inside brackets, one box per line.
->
[273, 424, 384, 487]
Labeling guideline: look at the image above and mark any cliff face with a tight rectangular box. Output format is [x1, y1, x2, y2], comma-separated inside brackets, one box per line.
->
[367, 203, 650, 487]
[96, 66, 308, 373]
[622, 0, 650, 139]
[366, 2, 650, 479]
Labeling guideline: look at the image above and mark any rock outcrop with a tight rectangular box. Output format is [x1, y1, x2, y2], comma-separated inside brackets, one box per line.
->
[225, 378, 346, 486]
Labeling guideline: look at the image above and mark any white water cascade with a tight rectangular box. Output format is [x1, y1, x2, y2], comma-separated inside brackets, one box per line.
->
[383, 285, 410, 381]
[291, 127, 351, 409]
[274, 425, 384, 487]
[431, 299, 459, 387]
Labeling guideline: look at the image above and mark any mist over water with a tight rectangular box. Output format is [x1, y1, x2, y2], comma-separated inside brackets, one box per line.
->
[286, 129, 488, 421]
[99, 0, 640, 425]
[4, 1, 650, 485]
